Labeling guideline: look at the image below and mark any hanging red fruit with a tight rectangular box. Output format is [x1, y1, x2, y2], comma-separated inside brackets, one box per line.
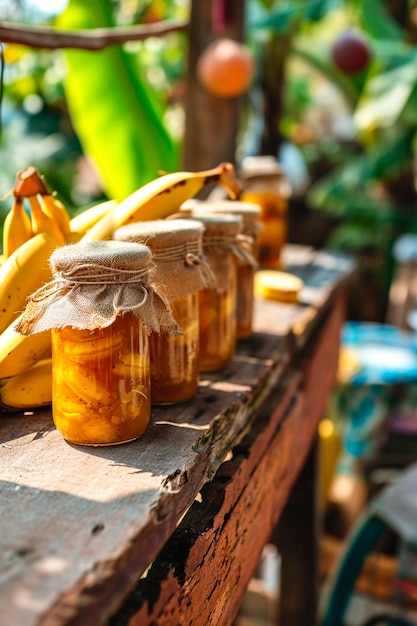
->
[330, 29, 371, 76]
[196, 37, 255, 98]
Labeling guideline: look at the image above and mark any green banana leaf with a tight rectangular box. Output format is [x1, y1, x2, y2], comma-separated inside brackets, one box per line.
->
[308, 127, 415, 212]
[355, 52, 417, 131]
[291, 43, 359, 106]
[359, 0, 404, 41]
[249, 0, 338, 32]
[55, 0, 180, 201]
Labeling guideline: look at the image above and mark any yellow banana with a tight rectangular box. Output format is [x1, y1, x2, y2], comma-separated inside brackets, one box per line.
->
[0, 357, 52, 411]
[81, 162, 241, 243]
[41, 193, 71, 237]
[2, 196, 33, 258]
[28, 194, 67, 246]
[0, 231, 57, 335]
[0, 315, 51, 379]
[69, 199, 117, 235]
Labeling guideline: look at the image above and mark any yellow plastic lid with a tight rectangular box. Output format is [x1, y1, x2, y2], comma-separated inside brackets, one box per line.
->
[254, 270, 304, 303]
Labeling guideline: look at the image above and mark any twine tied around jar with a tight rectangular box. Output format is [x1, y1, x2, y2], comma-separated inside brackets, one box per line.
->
[151, 239, 216, 297]
[113, 219, 216, 300]
[16, 240, 181, 335]
[203, 233, 256, 269]
[193, 213, 245, 293]
[234, 234, 258, 268]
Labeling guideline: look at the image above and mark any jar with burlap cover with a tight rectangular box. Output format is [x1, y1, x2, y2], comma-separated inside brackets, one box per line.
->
[114, 219, 214, 404]
[17, 240, 179, 446]
[181, 199, 260, 339]
[183, 212, 251, 371]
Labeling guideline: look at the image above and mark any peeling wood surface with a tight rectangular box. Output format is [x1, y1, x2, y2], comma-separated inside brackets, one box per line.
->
[0, 246, 353, 626]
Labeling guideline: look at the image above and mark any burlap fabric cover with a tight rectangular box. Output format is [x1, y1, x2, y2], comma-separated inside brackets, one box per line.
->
[113, 219, 214, 300]
[16, 240, 180, 335]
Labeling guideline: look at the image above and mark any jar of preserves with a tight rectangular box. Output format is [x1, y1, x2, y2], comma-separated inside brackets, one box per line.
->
[239, 155, 291, 269]
[183, 212, 245, 372]
[17, 240, 178, 446]
[114, 219, 213, 404]
[181, 199, 260, 339]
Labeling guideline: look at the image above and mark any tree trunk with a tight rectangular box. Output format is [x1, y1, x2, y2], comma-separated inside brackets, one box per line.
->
[182, 0, 246, 171]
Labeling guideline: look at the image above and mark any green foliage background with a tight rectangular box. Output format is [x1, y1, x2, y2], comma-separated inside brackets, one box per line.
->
[55, 0, 181, 201]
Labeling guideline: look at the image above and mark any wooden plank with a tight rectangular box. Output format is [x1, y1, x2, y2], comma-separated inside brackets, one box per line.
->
[1, 349, 280, 626]
[110, 292, 345, 626]
[0, 247, 351, 626]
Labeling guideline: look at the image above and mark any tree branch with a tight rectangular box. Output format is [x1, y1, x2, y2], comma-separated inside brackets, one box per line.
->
[0, 18, 189, 51]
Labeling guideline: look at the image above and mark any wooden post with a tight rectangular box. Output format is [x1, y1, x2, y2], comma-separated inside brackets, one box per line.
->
[274, 433, 321, 626]
[182, 0, 246, 171]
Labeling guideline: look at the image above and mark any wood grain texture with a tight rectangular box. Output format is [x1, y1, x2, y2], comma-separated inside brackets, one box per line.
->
[0, 247, 352, 626]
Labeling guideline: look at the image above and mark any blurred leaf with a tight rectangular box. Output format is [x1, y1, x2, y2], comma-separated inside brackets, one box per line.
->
[355, 53, 417, 130]
[359, 0, 404, 41]
[309, 127, 415, 211]
[369, 38, 412, 65]
[292, 43, 359, 105]
[55, 0, 179, 201]
[250, 0, 337, 32]
[327, 220, 392, 251]
[399, 82, 417, 127]
[304, 0, 340, 21]
[250, 2, 302, 32]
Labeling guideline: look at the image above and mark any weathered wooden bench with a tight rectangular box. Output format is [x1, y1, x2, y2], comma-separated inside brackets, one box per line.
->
[0, 244, 353, 626]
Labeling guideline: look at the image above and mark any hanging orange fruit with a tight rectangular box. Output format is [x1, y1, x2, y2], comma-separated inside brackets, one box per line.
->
[196, 37, 255, 98]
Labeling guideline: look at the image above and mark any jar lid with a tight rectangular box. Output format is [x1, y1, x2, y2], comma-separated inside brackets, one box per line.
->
[181, 199, 261, 220]
[187, 211, 243, 237]
[240, 155, 284, 179]
[254, 270, 304, 303]
[113, 218, 204, 249]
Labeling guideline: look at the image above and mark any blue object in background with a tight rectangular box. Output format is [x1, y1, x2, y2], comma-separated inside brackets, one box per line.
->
[342, 322, 417, 386]
[336, 322, 417, 465]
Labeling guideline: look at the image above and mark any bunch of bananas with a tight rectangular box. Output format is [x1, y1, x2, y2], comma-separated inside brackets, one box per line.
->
[0, 162, 241, 412]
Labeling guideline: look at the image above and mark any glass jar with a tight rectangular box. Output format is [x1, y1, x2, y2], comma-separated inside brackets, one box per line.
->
[181, 199, 260, 339]
[114, 219, 212, 404]
[51, 311, 150, 446]
[17, 240, 178, 446]
[185, 212, 243, 372]
[239, 155, 291, 269]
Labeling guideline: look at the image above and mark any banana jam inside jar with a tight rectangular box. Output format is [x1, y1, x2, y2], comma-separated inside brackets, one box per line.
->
[51, 312, 150, 446]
